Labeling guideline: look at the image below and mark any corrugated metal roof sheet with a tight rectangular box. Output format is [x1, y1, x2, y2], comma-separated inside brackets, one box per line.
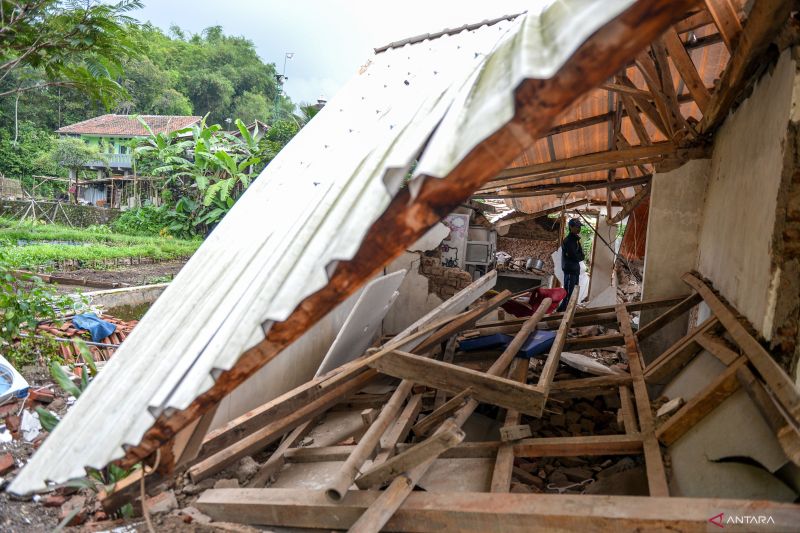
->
[11, 0, 639, 494]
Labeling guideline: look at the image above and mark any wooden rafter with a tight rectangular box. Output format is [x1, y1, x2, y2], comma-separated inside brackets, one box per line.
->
[700, 0, 794, 133]
[662, 27, 711, 113]
[608, 183, 651, 224]
[474, 175, 652, 200]
[704, 0, 743, 51]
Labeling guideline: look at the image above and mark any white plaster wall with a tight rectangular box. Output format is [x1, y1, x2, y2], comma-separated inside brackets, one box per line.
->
[383, 252, 444, 335]
[696, 50, 796, 340]
[588, 216, 617, 300]
[639, 159, 710, 359]
[641, 158, 710, 303]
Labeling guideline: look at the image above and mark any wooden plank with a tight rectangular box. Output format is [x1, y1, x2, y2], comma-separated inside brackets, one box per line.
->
[490, 359, 529, 492]
[643, 317, 719, 385]
[474, 175, 653, 200]
[537, 287, 580, 397]
[433, 338, 458, 410]
[285, 442, 500, 462]
[565, 334, 625, 350]
[696, 332, 740, 365]
[616, 305, 669, 497]
[662, 27, 711, 112]
[370, 351, 545, 416]
[374, 394, 423, 465]
[619, 385, 639, 433]
[700, 0, 793, 133]
[650, 40, 690, 140]
[675, 9, 715, 33]
[490, 143, 674, 180]
[549, 374, 633, 400]
[412, 388, 472, 437]
[683, 272, 800, 420]
[513, 434, 642, 457]
[601, 82, 654, 99]
[607, 184, 650, 225]
[248, 420, 315, 488]
[704, 0, 743, 51]
[326, 290, 511, 501]
[636, 292, 702, 341]
[737, 366, 800, 465]
[619, 93, 652, 145]
[355, 420, 465, 489]
[188, 370, 374, 482]
[196, 489, 800, 531]
[634, 53, 677, 139]
[414, 290, 512, 354]
[656, 357, 747, 446]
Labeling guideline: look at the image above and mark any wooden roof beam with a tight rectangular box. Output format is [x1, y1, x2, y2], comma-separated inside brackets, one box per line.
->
[474, 175, 653, 200]
[663, 27, 712, 113]
[704, 0, 744, 51]
[700, 0, 794, 134]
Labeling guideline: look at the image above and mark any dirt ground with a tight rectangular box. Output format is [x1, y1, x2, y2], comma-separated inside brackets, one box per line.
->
[51, 260, 187, 293]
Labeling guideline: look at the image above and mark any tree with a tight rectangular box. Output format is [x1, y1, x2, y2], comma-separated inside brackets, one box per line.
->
[232, 90, 270, 124]
[185, 71, 234, 124]
[151, 88, 193, 116]
[0, 0, 143, 105]
[39, 137, 105, 202]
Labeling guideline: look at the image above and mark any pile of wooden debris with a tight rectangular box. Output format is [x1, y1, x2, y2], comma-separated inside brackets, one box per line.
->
[87, 271, 798, 531]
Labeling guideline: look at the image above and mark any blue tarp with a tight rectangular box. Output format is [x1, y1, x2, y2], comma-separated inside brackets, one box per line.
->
[72, 313, 116, 343]
[458, 330, 557, 359]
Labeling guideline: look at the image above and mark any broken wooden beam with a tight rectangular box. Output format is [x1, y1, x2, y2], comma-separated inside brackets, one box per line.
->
[616, 305, 669, 497]
[636, 292, 702, 341]
[490, 359, 529, 492]
[371, 350, 544, 415]
[683, 273, 800, 421]
[643, 317, 719, 385]
[656, 357, 748, 446]
[355, 420, 465, 489]
[195, 489, 800, 531]
[411, 388, 472, 437]
[537, 287, 579, 399]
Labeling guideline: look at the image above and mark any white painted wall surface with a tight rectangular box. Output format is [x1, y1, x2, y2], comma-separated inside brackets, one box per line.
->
[696, 50, 796, 340]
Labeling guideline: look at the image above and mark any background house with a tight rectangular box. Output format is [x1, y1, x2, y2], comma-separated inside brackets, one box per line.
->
[55, 114, 200, 207]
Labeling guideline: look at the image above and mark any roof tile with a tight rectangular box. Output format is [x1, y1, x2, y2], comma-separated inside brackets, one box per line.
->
[56, 114, 201, 136]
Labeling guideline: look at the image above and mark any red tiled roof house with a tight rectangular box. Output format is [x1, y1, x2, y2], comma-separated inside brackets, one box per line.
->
[56, 114, 201, 173]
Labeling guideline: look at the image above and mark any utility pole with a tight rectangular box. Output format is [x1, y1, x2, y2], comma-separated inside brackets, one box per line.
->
[273, 52, 294, 122]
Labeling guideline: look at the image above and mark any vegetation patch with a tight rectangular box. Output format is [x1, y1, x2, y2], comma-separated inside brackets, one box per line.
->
[0, 219, 199, 270]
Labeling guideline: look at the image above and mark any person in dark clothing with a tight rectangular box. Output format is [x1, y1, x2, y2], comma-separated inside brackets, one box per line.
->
[558, 218, 584, 311]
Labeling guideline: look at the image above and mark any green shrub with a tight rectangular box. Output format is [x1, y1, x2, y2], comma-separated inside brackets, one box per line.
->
[112, 205, 170, 236]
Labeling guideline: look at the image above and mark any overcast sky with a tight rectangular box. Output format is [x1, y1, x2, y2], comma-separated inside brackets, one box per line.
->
[131, 1, 538, 105]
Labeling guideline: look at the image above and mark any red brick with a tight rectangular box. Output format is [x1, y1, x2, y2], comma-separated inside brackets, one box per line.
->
[0, 401, 20, 418]
[28, 389, 55, 404]
[0, 453, 14, 475]
[5, 414, 20, 436]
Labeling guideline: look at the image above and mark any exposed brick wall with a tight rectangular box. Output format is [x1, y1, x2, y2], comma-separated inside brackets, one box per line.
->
[419, 253, 475, 299]
[504, 216, 559, 240]
[497, 237, 558, 273]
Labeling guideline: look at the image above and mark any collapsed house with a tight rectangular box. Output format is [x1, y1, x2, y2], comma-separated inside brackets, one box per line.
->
[7, 0, 800, 530]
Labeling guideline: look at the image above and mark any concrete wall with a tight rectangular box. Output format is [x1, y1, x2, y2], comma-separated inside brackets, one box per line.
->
[639, 159, 710, 360]
[587, 216, 617, 301]
[0, 200, 121, 227]
[696, 49, 797, 341]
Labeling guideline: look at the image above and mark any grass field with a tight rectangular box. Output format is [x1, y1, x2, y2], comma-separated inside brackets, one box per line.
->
[0, 218, 200, 270]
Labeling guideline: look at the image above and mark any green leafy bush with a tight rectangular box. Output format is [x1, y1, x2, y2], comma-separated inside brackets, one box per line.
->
[112, 205, 170, 236]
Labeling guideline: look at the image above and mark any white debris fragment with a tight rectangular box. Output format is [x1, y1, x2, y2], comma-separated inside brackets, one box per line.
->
[20, 410, 42, 442]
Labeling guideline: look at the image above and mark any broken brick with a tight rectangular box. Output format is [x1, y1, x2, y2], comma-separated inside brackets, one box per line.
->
[59, 495, 86, 527]
[42, 494, 66, 507]
[0, 453, 15, 475]
[28, 389, 55, 404]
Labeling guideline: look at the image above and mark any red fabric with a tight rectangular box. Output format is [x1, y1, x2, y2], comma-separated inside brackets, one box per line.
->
[529, 287, 567, 314]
